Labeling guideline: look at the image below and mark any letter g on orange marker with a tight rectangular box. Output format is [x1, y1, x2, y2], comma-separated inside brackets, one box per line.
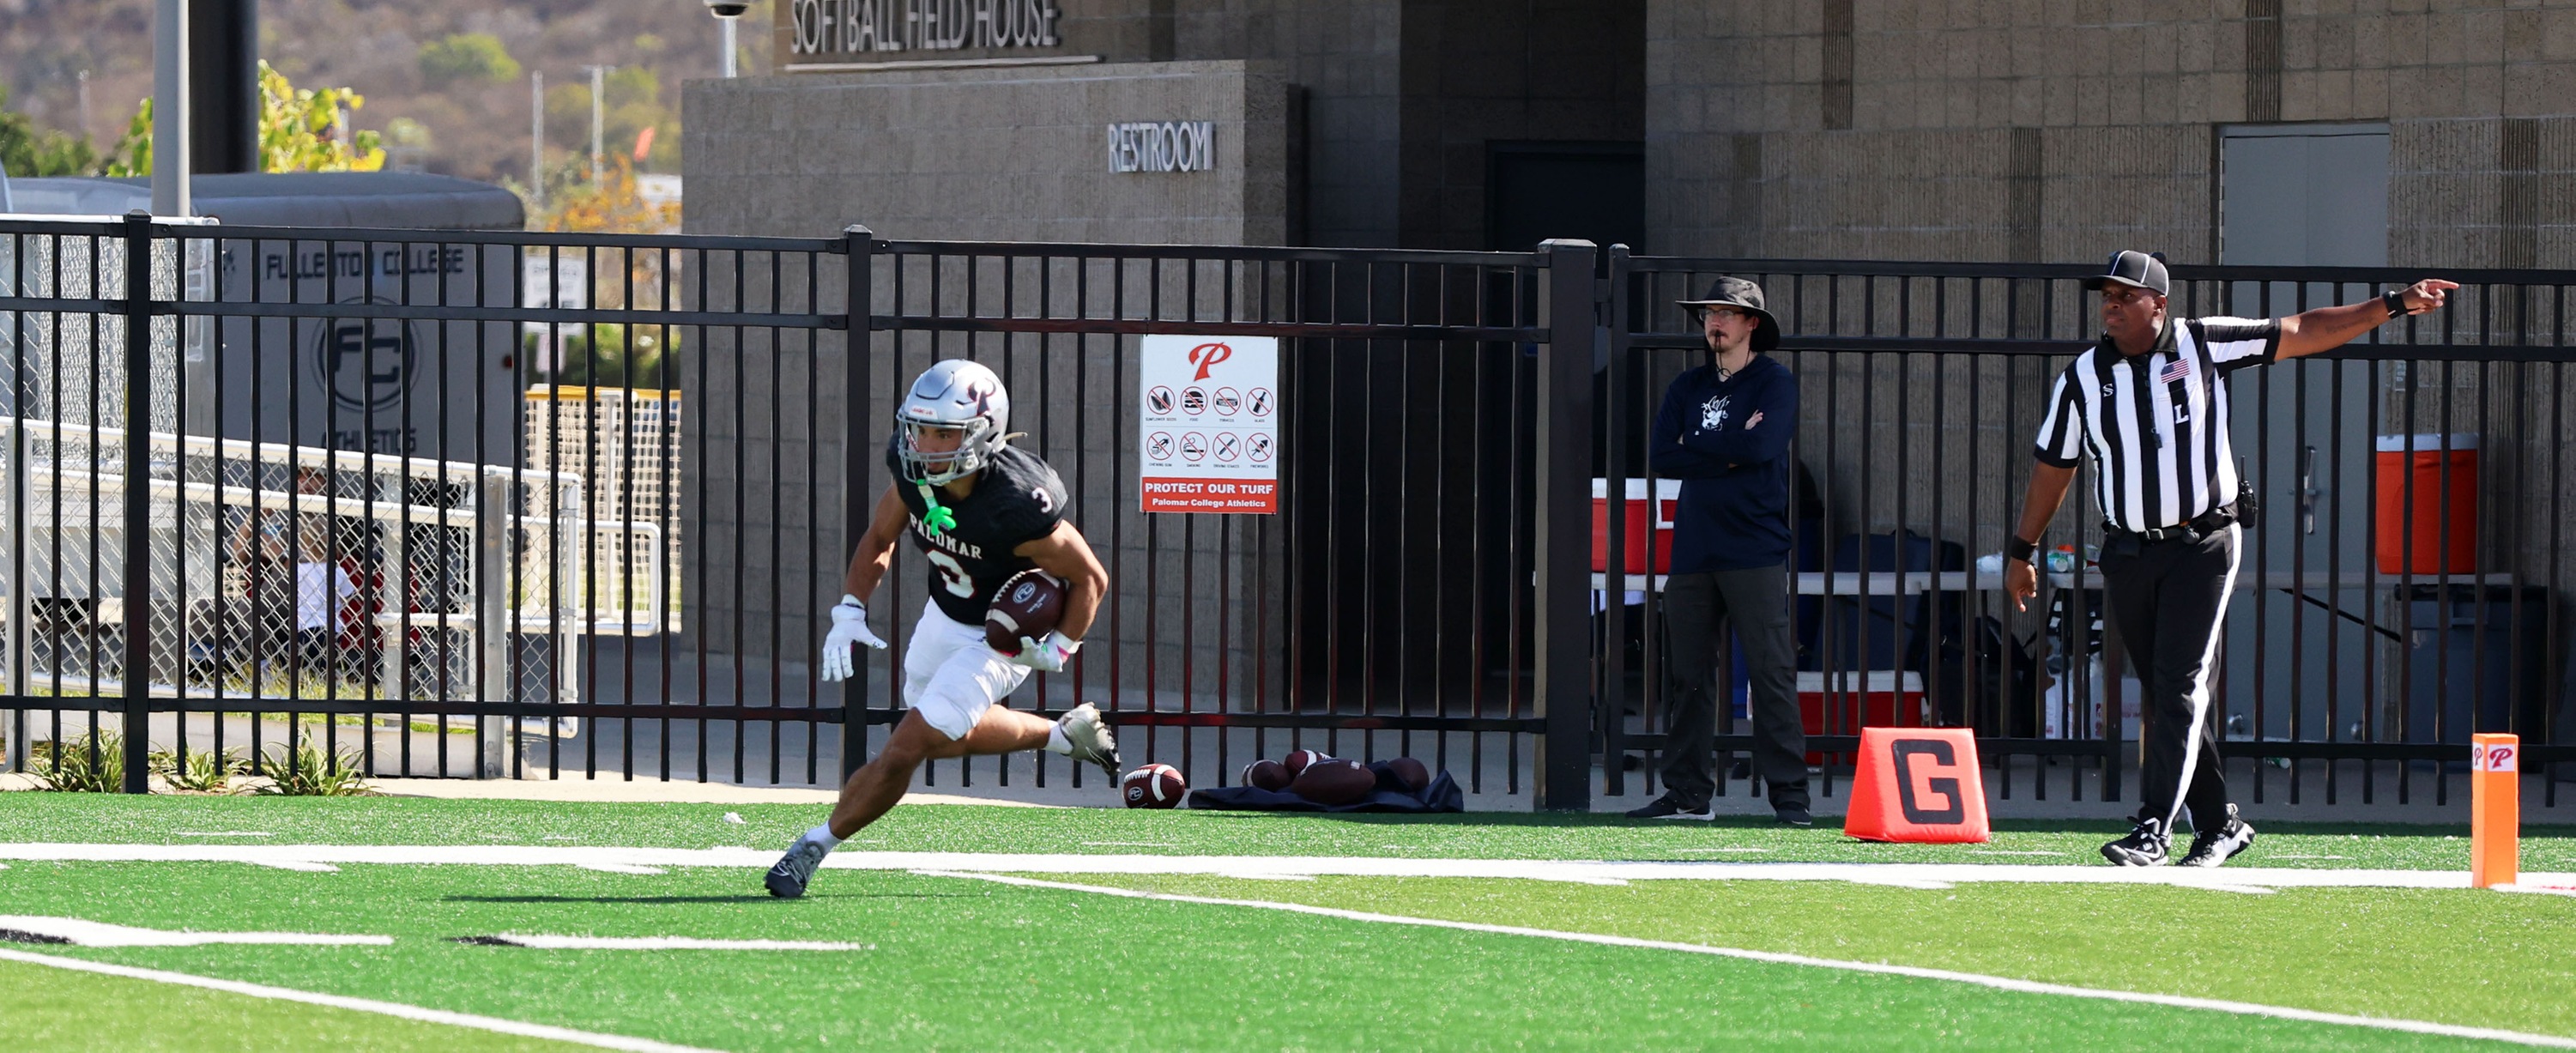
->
[1845, 727, 1991, 844]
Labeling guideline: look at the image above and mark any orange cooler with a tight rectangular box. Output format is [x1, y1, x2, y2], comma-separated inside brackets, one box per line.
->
[2373, 433, 2477, 575]
[1590, 478, 1683, 574]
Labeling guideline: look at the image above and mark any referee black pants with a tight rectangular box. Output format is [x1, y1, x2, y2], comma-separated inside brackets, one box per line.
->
[2097, 523, 2240, 835]
[1660, 564, 1809, 811]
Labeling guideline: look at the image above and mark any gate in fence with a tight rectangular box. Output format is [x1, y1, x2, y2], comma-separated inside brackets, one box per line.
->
[1, 212, 2568, 813]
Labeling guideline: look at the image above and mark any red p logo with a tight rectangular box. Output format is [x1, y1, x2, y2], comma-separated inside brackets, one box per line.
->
[1189, 342, 1232, 382]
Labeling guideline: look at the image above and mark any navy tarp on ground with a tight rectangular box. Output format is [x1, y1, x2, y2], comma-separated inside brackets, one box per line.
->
[1188, 760, 1465, 813]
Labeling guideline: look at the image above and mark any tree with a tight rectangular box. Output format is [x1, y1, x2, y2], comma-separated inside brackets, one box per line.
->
[102, 61, 384, 176]
[255, 61, 384, 172]
[525, 322, 680, 390]
[530, 154, 678, 235]
[0, 87, 99, 178]
[417, 33, 521, 88]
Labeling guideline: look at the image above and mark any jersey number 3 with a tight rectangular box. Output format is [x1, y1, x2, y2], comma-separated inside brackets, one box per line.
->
[926, 550, 975, 597]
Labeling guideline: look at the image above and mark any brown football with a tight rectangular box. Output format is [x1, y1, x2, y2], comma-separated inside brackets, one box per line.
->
[1242, 759, 1291, 791]
[1282, 748, 1330, 777]
[1290, 758, 1376, 806]
[985, 568, 1067, 655]
[1386, 756, 1431, 793]
[1121, 764, 1186, 808]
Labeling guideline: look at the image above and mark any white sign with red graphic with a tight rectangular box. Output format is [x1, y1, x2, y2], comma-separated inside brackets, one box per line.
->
[2475, 741, 2518, 773]
[1139, 335, 1277, 513]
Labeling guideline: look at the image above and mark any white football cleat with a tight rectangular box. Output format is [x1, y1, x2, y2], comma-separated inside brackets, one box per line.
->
[1055, 702, 1122, 781]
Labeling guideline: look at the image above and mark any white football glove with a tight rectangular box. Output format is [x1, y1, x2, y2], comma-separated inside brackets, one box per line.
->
[1007, 631, 1079, 673]
[819, 594, 887, 682]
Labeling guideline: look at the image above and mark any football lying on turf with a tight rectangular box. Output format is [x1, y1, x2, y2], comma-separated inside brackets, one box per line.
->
[1282, 748, 1330, 777]
[1291, 758, 1376, 806]
[1242, 759, 1291, 791]
[985, 568, 1067, 655]
[1122, 764, 1186, 808]
[1386, 756, 1430, 793]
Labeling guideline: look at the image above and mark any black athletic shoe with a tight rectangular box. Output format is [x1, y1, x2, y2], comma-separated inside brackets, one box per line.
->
[1624, 796, 1714, 820]
[2179, 805, 2255, 868]
[1774, 803, 1813, 827]
[2101, 817, 2170, 867]
[765, 836, 830, 899]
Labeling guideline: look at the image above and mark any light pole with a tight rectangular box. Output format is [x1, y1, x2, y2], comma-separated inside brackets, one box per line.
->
[704, 0, 750, 78]
[585, 64, 607, 185]
[529, 70, 544, 206]
[152, 0, 191, 215]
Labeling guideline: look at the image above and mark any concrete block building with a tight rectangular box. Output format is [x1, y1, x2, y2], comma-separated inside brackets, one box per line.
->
[683, 3, 2576, 737]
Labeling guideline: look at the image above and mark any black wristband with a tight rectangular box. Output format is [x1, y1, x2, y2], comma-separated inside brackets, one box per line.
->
[2005, 536, 2039, 563]
[2383, 288, 2411, 318]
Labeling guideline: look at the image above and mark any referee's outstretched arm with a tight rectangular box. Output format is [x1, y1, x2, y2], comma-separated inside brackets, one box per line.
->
[2275, 277, 2459, 360]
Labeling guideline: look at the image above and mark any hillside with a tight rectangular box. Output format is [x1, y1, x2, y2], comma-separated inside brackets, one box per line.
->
[0, 0, 775, 186]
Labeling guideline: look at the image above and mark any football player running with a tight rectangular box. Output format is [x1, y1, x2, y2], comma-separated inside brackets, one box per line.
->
[765, 359, 1119, 899]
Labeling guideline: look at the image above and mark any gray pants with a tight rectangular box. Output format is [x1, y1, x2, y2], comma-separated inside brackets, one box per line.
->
[1660, 564, 1809, 809]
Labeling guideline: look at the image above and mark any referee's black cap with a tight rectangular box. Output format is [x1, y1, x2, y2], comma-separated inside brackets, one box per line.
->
[1677, 275, 1781, 352]
[2082, 250, 2170, 296]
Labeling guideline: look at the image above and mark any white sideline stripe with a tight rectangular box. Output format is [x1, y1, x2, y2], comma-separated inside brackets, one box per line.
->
[172, 832, 273, 838]
[470, 935, 870, 951]
[921, 871, 2576, 1050]
[0, 916, 390, 947]
[0, 947, 719, 1053]
[248, 860, 341, 873]
[4, 843, 2573, 893]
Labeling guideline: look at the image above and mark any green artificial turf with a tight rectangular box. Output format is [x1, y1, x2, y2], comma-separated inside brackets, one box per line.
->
[4, 796, 2573, 1048]
[3, 794, 2571, 872]
[0, 956, 591, 1051]
[1073, 873, 2576, 1040]
[0, 862, 2526, 1051]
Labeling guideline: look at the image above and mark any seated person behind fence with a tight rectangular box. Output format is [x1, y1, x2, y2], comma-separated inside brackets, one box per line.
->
[227, 467, 355, 688]
[763, 359, 1122, 899]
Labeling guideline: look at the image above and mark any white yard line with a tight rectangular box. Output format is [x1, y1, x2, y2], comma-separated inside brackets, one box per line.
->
[2, 843, 2570, 893]
[459, 935, 871, 951]
[0, 948, 720, 1053]
[919, 870, 2576, 1050]
[0, 917, 388, 947]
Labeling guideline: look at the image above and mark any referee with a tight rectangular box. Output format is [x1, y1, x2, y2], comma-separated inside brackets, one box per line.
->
[2005, 250, 2456, 868]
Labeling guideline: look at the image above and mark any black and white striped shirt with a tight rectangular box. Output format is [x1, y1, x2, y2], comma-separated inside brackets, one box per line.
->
[2034, 317, 2283, 532]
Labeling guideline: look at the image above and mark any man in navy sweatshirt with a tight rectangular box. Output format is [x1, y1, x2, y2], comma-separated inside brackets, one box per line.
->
[1626, 276, 1811, 826]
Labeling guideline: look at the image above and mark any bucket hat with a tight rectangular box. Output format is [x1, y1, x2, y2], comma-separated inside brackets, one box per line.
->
[1675, 275, 1781, 352]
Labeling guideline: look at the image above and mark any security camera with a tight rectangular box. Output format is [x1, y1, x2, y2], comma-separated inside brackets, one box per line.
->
[704, 0, 750, 17]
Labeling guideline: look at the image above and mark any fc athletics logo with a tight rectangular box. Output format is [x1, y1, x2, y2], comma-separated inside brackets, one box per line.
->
[310, 298, 421, 413]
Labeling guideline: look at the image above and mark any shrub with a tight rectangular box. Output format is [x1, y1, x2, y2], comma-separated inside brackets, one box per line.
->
[150, 746, 246, 794]
[419, 33, 522, 87]
[22, 731, 125, 792]
[256, 741, 375, 796]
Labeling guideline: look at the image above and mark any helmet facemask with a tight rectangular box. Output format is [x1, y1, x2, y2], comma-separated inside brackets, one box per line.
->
[898, 416, 1000, 485]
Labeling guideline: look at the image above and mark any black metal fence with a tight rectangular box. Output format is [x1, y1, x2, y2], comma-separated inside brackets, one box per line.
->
[1, 212, 2567, 814]
[0, 215, 1597, 802]
[842, 236, 1583, 799]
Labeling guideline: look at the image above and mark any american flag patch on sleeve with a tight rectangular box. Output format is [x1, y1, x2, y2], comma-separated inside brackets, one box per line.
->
[2159, 358, 2190, 384]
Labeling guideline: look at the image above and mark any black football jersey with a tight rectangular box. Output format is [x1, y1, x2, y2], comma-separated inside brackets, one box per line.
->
[885, 439, 1069, 626]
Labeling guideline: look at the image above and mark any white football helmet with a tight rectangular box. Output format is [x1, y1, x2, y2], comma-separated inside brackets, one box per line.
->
[895, 359, 1010, 485]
